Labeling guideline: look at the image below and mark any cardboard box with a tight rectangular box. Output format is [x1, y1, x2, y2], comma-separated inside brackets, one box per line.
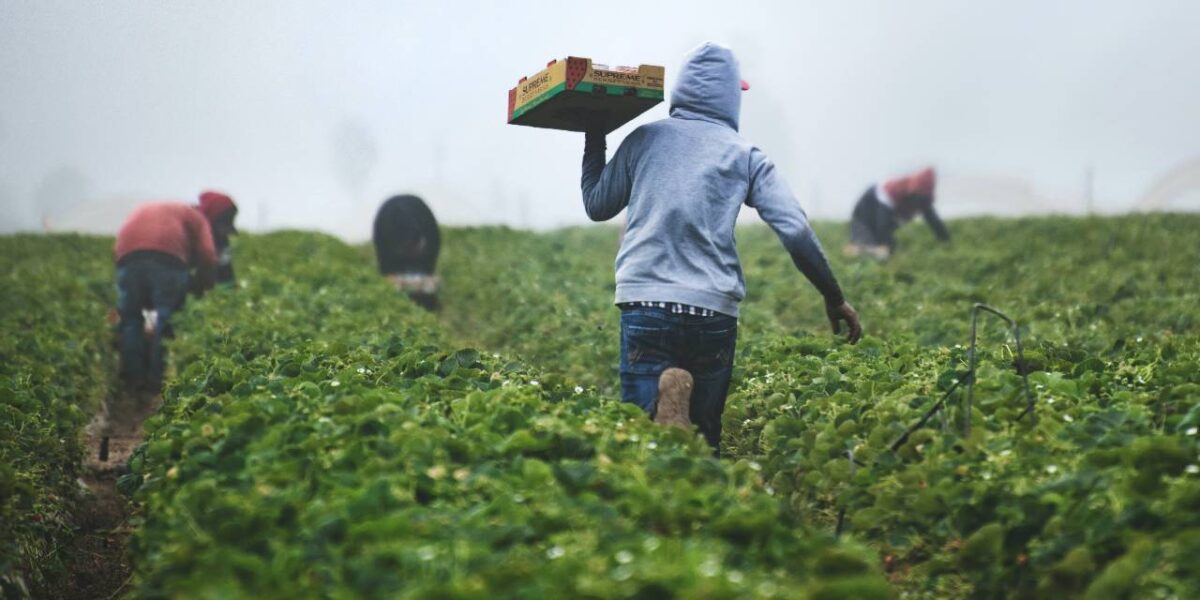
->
[508, 57, 665, 133]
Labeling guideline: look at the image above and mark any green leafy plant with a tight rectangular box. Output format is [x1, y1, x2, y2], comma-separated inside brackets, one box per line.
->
[437, 215, 1200, 598]
[0, 234, 115, 596]
[126, 231, 887, 598]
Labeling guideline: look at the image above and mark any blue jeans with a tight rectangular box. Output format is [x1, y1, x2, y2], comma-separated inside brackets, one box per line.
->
[116, 253, 190, 390]
[619, 306, 738, 451]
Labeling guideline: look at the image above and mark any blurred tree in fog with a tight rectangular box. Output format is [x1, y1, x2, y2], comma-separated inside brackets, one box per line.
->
[330, 116, 378, 205]
[34, 166, 89, 231]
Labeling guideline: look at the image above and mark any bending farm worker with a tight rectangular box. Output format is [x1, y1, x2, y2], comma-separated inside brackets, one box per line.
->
[198, 190, 239, 285]
[113, 194, 236, 393]
[846, 167, 950, 259]
[372, 194, 441, 311]
[579, 42, 861, 454]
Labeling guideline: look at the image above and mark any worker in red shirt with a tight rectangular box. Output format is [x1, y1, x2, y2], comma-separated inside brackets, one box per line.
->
[846, 167, 950, 259]
[113, 193, 238, 392]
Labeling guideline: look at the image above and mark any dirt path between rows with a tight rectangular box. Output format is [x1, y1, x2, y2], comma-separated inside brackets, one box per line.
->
[37, 390, 160, 599]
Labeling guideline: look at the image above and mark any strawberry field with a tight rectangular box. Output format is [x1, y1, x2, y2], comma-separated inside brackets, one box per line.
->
[1, 215, 1198, 598]
[1, 235, 115, 595]
[438, 215, 1200, 598]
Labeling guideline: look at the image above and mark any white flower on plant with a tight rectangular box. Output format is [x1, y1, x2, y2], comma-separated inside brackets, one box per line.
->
[1185, 465, 1199, 475]
[647, 441, 657, 450]
[530, 380, 539, 386]
[615, 550, 634, 564]
[1186, 427, 1198, 436]
[574, 386, 584, 394]
[330, 380, 340, 387]
[547, 546, 565, 559]
[1063, 414, 1074, 423]
[1046, 465, 1059, 475]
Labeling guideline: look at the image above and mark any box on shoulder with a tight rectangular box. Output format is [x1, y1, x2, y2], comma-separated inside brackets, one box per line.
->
[507, 57, 665, 134]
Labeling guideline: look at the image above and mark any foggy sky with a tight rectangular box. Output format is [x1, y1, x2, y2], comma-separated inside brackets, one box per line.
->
[1, 0, 1197, 239]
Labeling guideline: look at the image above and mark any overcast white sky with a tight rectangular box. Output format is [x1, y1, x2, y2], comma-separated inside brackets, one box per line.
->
[1, 0, 1197, 238]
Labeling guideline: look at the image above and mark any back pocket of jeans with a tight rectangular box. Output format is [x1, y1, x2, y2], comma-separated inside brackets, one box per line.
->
[621, 324, 675, 376]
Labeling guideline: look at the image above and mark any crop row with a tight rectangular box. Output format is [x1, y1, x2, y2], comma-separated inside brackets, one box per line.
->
[437, 216, 1200, 598]
[0, 235, 116, 596]
[125, 232, 888, 598]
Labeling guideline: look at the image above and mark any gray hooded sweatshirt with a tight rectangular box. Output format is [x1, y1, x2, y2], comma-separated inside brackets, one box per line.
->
[581, 42, 843, 317]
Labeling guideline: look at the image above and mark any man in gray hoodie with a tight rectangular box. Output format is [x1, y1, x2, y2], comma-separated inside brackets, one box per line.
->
[580, 42, 861, 453]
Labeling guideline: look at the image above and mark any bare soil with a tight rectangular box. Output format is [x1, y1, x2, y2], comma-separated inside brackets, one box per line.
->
[35, 390, 161, 599]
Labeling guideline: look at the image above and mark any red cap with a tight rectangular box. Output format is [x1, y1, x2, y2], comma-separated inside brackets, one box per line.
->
[911, 167, 936, 196]
[740, 79, 751, 91]
[197, 190, 237, 221]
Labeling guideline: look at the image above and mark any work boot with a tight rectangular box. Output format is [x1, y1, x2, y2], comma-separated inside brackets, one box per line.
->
[654, 368, 693, 429]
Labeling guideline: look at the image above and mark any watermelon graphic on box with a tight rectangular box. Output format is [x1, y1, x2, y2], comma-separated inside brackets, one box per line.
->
[507, 57, 665, 133]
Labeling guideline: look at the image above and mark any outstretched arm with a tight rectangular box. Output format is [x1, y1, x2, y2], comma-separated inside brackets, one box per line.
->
[747, 152, 843, 304]
[747, 150, 861, 342]
[187, 211, 218, 294]
[922, 206, 951, 242]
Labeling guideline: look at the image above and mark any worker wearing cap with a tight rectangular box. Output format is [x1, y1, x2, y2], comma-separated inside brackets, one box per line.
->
[579, 42, 861, 454]
[846, 167, 950, 259]
[113, 192, 238, 392]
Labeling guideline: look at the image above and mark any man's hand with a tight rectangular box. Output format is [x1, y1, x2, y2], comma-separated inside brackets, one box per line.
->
[826, 300, 862, 344]
[191, 265, 216, 298]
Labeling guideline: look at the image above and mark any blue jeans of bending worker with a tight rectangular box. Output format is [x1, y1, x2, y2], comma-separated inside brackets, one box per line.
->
[116, 253, 190, 391]
[619, 306, 738, 452]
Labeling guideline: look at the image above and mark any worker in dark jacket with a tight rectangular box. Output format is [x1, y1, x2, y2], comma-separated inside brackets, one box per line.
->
[199, 191, 238, 285]
[579, 43, 861, 454]
[114, 195, 237, 392]
[372, 194, 441, 310]
[846, 167, 950, 259]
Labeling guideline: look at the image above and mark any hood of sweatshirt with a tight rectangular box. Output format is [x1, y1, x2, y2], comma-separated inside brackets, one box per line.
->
[669, 42, 742, 131]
